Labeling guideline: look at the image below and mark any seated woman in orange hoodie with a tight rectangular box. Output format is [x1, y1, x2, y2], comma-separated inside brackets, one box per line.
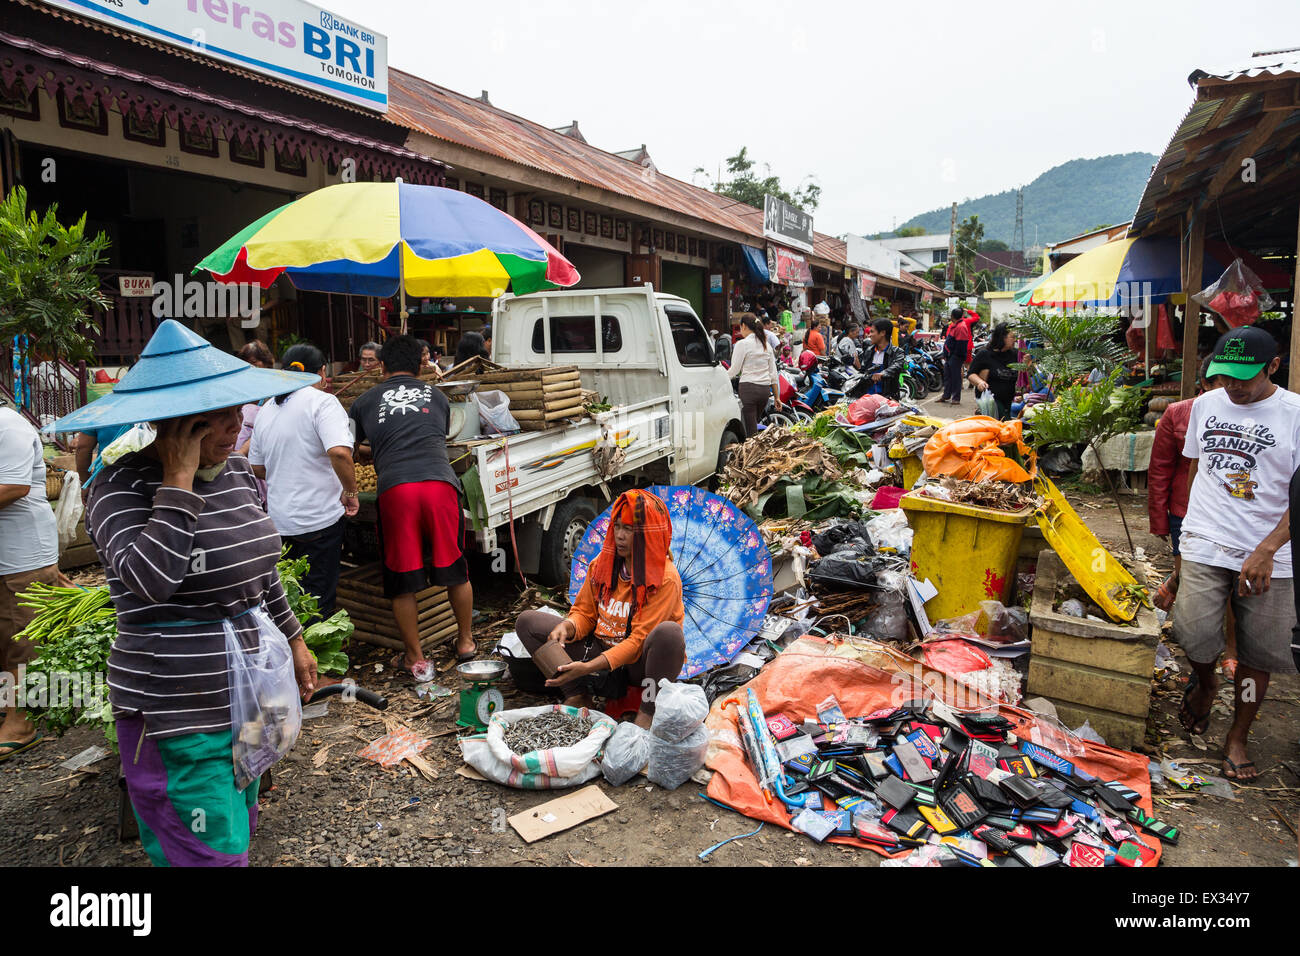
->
[515, 490, 685, 729]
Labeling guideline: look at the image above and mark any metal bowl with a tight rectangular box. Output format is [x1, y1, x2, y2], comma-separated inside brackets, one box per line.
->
[457, 659, 507, 682]
[436, 379, 478, 397]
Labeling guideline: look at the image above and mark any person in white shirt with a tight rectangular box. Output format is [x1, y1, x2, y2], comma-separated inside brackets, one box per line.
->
[728, 314, 783, 437]
[0, 405, 65, 759]
[249, 344, 358, 615]
[1174, 327, 1300, 782]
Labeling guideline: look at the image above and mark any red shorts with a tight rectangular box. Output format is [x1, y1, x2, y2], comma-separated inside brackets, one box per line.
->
[376, 480, 468, 596]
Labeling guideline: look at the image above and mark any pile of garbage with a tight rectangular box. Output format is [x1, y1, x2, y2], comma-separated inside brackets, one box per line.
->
[720, 426, 848, 513]
[747, 694, 1174, 866]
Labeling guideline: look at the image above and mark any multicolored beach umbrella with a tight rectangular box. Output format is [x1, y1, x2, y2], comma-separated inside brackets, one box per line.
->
[1017, 236, 1289, 308]
[568, 485, 773, 679]
[195, 181, 580, 300]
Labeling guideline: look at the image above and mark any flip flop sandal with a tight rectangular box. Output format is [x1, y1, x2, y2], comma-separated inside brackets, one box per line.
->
[0, 734, 44, 763]
[1222, 756, 1257, 781]
[1178, 674, 1213, 736]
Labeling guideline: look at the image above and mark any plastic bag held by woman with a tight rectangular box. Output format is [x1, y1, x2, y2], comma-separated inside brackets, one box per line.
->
[227, 608, 304, 791]
[922, 416, 1037, 483]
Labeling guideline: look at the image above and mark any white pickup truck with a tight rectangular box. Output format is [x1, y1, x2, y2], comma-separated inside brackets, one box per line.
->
[452, 284, 744, 584]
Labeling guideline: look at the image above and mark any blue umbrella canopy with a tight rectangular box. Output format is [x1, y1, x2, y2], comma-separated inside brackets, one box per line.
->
[569, 485, 773, 678]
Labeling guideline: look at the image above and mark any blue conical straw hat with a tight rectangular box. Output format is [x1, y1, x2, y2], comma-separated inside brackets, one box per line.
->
[50, 320, 318, 432]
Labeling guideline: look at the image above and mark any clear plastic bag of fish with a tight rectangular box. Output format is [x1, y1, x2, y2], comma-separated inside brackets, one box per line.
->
[226, 607, 302, 791]
[650, 680, 709, 742]
[601, 721, 651, 787]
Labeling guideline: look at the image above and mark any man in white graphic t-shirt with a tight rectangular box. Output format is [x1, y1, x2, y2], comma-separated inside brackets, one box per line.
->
[1175, 326, 1300, 781]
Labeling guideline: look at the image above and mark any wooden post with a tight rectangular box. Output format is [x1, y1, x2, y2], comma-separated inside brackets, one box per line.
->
[1290, 201, 1300, 394]
[1180, 210, 1205, 400]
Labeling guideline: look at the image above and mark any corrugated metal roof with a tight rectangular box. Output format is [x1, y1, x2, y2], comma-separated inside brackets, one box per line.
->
[388, 68, 854, 267]
[1189, 51, 1300, 86]
[1129, 60, 1300, 239]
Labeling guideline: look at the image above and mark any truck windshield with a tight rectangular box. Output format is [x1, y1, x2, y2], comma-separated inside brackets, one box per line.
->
[531, 315, 622, 353]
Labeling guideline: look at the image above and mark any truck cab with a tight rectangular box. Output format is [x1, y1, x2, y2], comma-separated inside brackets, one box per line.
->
[493, 284, 742, 485]
[471, 284, 744, 582]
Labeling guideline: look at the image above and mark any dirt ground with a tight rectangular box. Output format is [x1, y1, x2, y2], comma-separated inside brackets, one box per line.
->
[3, 402, 1298, 867]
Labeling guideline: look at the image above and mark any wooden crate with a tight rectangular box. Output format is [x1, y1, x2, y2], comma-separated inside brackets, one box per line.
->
[1025, 549, 1160, 750]
[336, 563, 459, 652]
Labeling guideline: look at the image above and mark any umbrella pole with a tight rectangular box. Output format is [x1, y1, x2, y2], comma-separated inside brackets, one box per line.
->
[399, 244, 409, 336]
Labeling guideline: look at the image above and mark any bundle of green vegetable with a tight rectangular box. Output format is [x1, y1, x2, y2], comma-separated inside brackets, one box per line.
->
[275, 552, 352, 676]
[14, 551, 354, 750]
[16, 583, 117, 746]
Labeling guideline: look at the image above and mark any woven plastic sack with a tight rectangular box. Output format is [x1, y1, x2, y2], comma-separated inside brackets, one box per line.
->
[922, 416, 1036, 482]
[650, 680, 709, 742]
[1192, 258, 1275, 329]
[601, 721, 651, 786]
[647, 725, 709, 789]
[459, 704, 616, 789]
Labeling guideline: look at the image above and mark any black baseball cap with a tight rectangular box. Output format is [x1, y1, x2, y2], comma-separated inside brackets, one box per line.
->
[1207, 326, 1277, 380]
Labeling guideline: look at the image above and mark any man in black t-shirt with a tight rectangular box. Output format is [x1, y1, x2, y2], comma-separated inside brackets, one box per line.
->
[349, 335, 476, 678]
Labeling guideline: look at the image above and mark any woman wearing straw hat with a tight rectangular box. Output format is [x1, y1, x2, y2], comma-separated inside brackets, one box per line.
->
[54, 319, 321, 867]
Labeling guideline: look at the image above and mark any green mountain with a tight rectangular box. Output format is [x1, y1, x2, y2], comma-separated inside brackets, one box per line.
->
[885, 152, 1157, 247]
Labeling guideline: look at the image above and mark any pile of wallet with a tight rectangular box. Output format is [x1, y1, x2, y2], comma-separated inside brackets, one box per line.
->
[765, 698, 1175, 867]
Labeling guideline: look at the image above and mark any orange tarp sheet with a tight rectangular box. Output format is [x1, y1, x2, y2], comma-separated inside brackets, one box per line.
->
[704, 636, 1161, 864]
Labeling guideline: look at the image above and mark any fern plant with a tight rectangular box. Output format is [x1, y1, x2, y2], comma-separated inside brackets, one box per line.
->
[1014, 308, 1128, 387]
[1026, 368, 1145, 550]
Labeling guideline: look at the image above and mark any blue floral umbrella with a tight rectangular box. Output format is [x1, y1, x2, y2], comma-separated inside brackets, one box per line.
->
[569, 485, 773, 678]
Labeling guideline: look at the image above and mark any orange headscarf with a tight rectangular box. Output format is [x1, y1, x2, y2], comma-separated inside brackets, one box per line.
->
[587, 489, 673, 612]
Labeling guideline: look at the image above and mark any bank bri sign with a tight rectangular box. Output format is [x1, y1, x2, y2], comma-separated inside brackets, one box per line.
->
[42, 0, 388, 111]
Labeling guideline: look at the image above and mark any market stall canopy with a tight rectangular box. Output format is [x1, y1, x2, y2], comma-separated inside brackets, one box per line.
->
[741, 244, 770, 284]
[195, 181, 580, 299]
[568, 485, 772, 678]
[1020, 236, 1290, 308]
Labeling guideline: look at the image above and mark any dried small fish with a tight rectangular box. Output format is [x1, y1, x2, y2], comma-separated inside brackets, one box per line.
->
[505, 711, 594, 754]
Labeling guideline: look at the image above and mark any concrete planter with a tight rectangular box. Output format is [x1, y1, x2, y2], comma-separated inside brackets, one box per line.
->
[1026, 549, 1160, 750]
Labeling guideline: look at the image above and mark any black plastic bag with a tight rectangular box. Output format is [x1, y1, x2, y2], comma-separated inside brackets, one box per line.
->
[809, 547, 878, 590]
[812, 520, 874, 556]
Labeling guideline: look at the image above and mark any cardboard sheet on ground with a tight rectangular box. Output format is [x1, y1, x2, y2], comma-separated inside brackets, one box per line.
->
[509, 785, 618, 842]
[704, 635, 1160, 863]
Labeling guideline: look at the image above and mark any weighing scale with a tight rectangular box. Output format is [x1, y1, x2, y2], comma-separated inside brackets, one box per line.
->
[456, 660, 506, 731]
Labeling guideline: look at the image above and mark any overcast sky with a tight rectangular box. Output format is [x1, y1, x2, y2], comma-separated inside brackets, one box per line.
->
[326, 0, 1300, 237]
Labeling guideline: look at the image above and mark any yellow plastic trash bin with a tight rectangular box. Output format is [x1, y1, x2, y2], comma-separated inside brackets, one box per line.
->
[888, 443, 923, 489]
[900, 493, 1033, 623]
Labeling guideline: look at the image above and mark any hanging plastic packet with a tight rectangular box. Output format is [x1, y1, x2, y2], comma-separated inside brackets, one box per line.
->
[226, 607, 303, 791]
[1191, 258, 1275, 328]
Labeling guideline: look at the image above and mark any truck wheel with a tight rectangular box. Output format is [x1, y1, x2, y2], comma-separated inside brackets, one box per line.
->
[540, 496, 599, 587]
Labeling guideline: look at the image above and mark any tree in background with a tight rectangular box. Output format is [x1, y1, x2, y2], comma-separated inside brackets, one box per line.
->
[695, 147, 821, 212]
[0, 186, 110, 367]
